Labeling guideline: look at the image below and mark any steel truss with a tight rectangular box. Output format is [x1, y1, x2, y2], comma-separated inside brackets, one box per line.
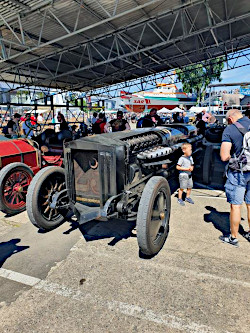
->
[1, 48, 250, 105]
[72, 48, 250, 101]
[0, 0, 250, 94]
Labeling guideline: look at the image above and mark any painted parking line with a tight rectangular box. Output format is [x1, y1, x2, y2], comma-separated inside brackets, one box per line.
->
[192, 195, 226, 199]
[0, 268, 40, 286]
[0, 268, 232, 333]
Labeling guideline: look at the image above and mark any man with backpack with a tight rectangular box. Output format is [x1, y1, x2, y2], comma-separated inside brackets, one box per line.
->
[92, 113, 106, 134]
[104, 111, 130, 132]
[220, 109, 250, 247]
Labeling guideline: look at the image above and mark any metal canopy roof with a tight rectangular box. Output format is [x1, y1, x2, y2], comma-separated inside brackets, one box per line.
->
[0, 0, 250, 93]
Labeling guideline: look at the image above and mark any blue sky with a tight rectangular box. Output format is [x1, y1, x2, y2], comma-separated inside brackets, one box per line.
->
[218, 66, 250, 84]
[210, 49, 250, 88]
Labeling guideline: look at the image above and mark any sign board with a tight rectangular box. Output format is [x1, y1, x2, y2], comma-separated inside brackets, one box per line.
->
[240, 85, 250, 96]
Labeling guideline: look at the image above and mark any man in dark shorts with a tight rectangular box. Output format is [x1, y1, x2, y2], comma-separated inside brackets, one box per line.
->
[220, 109, 250, 247]
[104, 111, 130, 132]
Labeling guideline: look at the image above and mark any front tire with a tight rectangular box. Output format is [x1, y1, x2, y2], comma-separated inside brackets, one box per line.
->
[0, 162, 34, 215]
[26, 166, 67, 230]
[136, 176, 171, 256]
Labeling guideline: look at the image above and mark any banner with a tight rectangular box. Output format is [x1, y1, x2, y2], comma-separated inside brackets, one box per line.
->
[240, 85, 250, 96]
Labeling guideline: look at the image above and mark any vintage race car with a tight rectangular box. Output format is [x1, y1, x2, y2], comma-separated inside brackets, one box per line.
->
[0, 130, 65, 215]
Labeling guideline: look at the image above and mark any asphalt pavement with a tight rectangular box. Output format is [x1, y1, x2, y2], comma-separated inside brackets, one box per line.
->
[0, 187, 249, 333]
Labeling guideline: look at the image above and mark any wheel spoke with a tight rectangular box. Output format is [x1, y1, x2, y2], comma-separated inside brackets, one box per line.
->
[58, 183, 63, 191]
[48, 209, 53, 221]
[150, 218, 162, 240]
[158, 192, 165, 212]
[4, 187, 12, 195]
[20, 178, 29, 185]
[44, 205, 50, 214]
[150, 192, 167, 242]
[16, 195, 20, 204]
[11, 193, 16, 205]
[17, 172, 22, 182]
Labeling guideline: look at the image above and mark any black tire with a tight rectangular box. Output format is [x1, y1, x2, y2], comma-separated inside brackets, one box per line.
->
[0, 162, 34, 215]
[26, 166, 67, 230]
[136, 176, 171, 256]
[203, 145, 213, 184]
[205, 127, 223, 143]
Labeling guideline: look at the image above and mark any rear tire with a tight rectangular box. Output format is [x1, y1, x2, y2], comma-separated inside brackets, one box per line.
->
[205, 127, 223, 143]
[27, 166, 67, 230]
[136, 176, 171, 256]
[0, 162, 33, 215]
[203, 145, 213, 184]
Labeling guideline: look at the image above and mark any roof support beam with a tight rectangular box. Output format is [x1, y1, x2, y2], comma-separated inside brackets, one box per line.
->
[0, 13, 22, 44]
[0, 0, 206, 71]
[17, 14, 25, 44]
[48, 9, 71, 34]
[0, 30, 7, 60]
[0, 0, 164, 63]
[113, 0, 120, 17]
[74, 0, 83, 32]
[7, 0, 30, 11]
[205, 1, 219, 46]
[8, 11, 249, 89]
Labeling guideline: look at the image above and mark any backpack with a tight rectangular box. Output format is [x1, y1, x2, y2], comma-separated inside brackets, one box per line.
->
[136, 117, 145, 128]
[80, 123, 88, 136]
[92, 120, 102, 134]
[2, 125, 8, 135]
[228, 122, 250, 172]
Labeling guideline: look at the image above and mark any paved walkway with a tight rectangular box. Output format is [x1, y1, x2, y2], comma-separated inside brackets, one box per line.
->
[0, 188, 249, 333]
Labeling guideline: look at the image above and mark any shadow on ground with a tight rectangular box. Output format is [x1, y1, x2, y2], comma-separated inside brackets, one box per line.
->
[0, 239, 29, 267]
[78, 218, 136, 246]
[204, 206, 246, 236]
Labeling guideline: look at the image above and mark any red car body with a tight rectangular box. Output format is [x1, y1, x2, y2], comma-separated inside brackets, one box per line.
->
[0, 138, 63, 215]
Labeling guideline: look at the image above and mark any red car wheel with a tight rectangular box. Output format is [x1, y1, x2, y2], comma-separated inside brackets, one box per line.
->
[0, 163, 34, 215]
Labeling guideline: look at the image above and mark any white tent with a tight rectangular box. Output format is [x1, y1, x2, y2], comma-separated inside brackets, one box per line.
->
[158, 107, 170, 113]
[189, 106, 207, 113]
[172, 107, 183, 112]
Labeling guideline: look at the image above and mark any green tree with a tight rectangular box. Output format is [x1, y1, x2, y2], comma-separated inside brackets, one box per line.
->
[176, 56, 225, 103]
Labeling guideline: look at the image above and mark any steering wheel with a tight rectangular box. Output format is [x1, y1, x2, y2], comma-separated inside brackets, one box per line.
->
[24, 119, 41, 136]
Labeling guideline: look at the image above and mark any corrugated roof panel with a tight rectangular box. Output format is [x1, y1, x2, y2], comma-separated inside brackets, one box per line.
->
[0, 0, 249, 90]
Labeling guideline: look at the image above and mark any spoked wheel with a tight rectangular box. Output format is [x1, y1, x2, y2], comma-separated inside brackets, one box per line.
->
[136, 176, 171, 256]
[0, 163, 34, 215]
[27, 166, 68, 230]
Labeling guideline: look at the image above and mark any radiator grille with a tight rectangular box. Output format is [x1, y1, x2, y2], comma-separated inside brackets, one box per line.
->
[73, 150, 100, 207]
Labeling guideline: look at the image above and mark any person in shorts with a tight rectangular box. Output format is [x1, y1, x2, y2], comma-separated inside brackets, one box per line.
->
[176, 143, 194, 206]
[220, 109, 250, 247]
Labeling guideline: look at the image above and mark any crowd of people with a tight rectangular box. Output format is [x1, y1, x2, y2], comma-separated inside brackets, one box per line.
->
[0, 106, 249, 248]
[2, 107, 250, 140]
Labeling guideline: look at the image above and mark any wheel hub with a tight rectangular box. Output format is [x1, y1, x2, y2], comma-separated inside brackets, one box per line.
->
[159, 212, 165, 220]
[13, 184, 23, 193]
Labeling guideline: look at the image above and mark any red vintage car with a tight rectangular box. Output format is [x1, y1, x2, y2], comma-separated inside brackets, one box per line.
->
[0, 133, 64, 215]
